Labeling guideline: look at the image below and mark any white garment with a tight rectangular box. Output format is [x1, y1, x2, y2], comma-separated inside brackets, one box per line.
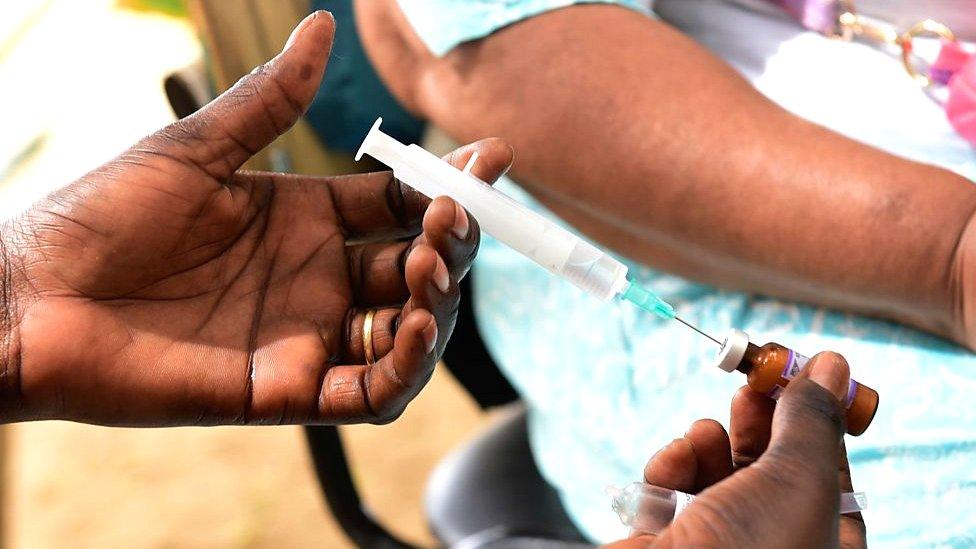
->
[655, 0, 976, 173]
[724, 0, 976, 40]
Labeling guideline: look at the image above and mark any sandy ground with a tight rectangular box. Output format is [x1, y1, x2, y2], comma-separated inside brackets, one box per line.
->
[0, 2, 490, 546]
[3, 368, 487, 548]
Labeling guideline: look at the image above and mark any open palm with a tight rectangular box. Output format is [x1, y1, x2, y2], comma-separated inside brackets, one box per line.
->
[0, 12, 512, 426]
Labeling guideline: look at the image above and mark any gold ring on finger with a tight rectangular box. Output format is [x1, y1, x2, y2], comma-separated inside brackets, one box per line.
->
[363, 309, 377, 365]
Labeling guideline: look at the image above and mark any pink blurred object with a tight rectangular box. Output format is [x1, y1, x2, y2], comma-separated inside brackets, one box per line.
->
[931, 40, 972, 85]
[946, 52, 976, 146]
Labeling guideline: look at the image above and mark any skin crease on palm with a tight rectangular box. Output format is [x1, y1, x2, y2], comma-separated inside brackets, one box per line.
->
[0, 11, 515, 426]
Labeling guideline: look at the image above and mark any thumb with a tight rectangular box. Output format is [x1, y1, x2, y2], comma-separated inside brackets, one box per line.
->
[750, 352, 850, 535]
[727, 353, 851, 547]
[153, 11, 334, 180]
[765, 352, 849, 468]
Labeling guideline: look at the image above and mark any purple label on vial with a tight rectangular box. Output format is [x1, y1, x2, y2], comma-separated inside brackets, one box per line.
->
[844, 379, 858, 409]
[767, 351, 858, 408]
[782, 351, 808, 379]
[781, 349, 794, 378]
[767, 350, 810, 399]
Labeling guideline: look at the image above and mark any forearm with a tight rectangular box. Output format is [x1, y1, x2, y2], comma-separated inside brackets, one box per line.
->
[357, 2, 976, 343]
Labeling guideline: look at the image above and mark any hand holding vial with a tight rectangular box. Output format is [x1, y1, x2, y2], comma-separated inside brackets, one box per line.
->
[604, 352, 867, 548]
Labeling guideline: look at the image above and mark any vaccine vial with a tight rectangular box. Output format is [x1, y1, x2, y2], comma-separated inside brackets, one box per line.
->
[713, 330, 879, 436]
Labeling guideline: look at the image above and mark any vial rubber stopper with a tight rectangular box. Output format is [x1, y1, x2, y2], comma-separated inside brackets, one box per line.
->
[713, 329, 749, 372]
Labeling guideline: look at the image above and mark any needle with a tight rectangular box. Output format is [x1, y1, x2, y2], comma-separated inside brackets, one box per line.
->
[674, 316, 722, 346]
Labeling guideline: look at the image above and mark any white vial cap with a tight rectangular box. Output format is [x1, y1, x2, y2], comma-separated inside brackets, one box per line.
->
[714, 329, 749, 372]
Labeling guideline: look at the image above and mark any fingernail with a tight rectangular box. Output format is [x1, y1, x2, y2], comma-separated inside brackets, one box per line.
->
[648, 443, 669, 461]
[503, 145, 515, 176]
[451, 202, 469, 239]
[283, 11, 319, 53]
[808, 355, 849, 401]
[650, 438, 681, 459]
[422, 318, 438, 354]
[433, 254, 450, 293]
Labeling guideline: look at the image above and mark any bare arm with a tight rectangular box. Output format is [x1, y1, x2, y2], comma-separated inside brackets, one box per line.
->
[355, 2, 976, 348]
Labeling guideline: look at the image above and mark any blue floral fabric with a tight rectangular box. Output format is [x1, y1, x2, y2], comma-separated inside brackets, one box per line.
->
[474, 177, 976, 546]
[395, 0, 651, 56]
[395, 0, 976, 546]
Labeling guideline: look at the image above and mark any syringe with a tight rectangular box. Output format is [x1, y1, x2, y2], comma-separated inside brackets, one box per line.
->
[357, 118, 708, 331]
[606, 482, 867, 535]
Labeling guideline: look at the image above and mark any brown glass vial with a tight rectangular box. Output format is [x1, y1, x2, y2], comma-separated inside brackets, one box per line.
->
[713, 330, 879, 436]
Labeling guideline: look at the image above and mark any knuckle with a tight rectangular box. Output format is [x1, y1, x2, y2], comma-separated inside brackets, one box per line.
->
[232, 69, 265, 103]
[753, 454, 837, 514]
[444, 296, 461, 323]
[148, 122, 192, 156]
[397, 243, 410, 280]
[754, 451, 811, 484]
[369, 400, 405, 425]
[395, 177, 428, 218]
[460, 238, 479, 266]
[731, 450, 759, 468]
[672, 495, 755, 545]
[385, 175, 413, 231]
[788, 379, 846, 433]
[468, 216, 481, 246]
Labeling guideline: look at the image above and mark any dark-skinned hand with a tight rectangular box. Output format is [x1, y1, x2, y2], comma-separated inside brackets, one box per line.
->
[605, 352, 867, 548]
[0, 11, 514, 426]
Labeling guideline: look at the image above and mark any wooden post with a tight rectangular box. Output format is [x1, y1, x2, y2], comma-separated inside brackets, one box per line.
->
[185, 0, 366, 176]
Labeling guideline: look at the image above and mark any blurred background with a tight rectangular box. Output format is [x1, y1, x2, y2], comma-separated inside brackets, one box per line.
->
[0, 1, 491, 546]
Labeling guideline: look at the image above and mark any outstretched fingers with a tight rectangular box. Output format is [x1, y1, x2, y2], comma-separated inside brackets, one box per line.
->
[316, 136, 512, 422]
[318, 309, 437, 423]
[363, 308, 438, 423]
[325, 244, 456, 421]
[341, 202, 468, 362]
[343, 195, 478, 311]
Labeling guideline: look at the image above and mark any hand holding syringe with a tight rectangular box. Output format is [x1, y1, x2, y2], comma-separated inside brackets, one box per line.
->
[357, 118, 676, 317]
[357, 119, 877, 435]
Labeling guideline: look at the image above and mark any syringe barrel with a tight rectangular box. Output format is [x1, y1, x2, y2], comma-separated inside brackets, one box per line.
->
[357, 119, 628, 300]
[608, 483, 687, 535]
[608, 482, 867, 535]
